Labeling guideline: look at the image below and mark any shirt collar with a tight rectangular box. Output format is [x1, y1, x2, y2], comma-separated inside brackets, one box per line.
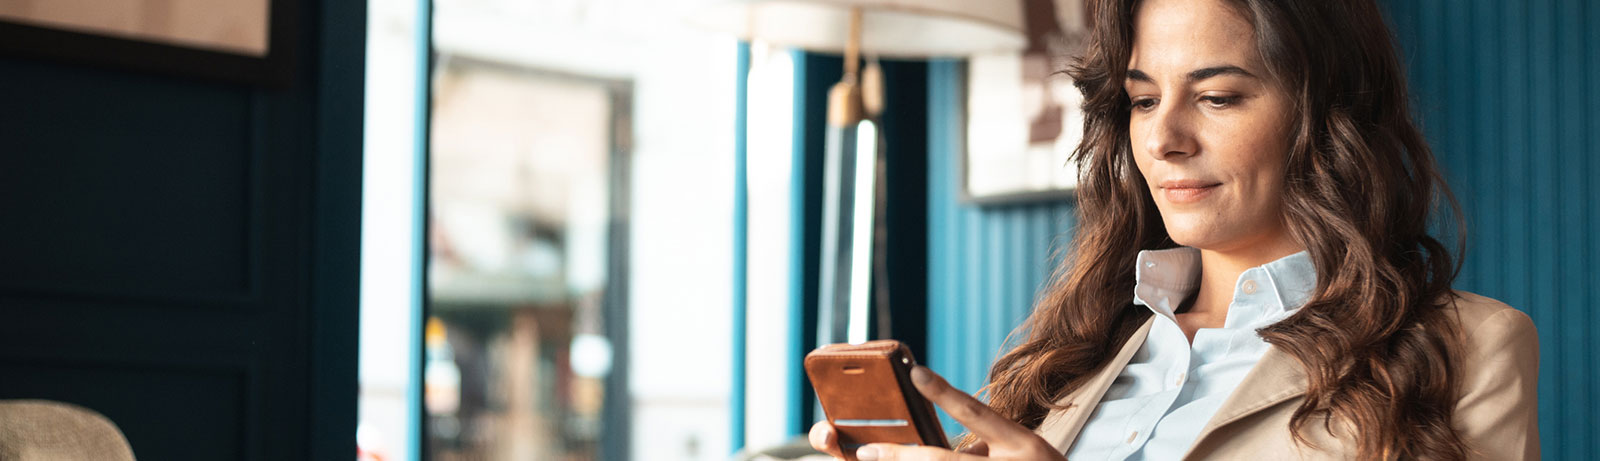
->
[1131, 247, 1318, 326]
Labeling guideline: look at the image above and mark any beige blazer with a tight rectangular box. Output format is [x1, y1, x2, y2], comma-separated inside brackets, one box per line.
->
[1032, 291, 1540, 460]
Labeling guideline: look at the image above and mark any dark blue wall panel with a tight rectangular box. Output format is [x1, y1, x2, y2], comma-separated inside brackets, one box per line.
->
[1385, 0, 1598, 457]
[925, 61, 1075, 437]
[0, 61, 252, 298]
[0, 0, 364, 459]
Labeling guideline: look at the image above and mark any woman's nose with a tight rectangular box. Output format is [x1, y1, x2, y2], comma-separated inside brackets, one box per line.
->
[1143, 105, 1198, 161]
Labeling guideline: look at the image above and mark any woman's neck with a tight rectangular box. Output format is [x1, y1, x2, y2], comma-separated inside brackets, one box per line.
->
[1184, 234, 1305, 318]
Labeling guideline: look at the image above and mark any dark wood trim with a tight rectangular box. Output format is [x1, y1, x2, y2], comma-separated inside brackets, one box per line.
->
[308, 0, 365, 458]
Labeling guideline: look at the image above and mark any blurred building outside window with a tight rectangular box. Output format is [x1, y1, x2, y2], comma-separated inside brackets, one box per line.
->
[425, 47, 622, 459]
[365, 0, 753, 460]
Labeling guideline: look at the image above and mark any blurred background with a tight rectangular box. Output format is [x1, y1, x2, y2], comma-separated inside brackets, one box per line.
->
[0, 0, 1594, 460]
[358, 0, 1600, 460]
[361, 0, 1091, 459]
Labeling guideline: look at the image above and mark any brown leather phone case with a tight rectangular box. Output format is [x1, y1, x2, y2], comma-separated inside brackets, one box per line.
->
[804, 340, 948, 459]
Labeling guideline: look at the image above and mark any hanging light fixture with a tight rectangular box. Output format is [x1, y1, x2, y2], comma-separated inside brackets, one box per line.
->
[694, 0, 1027, 346]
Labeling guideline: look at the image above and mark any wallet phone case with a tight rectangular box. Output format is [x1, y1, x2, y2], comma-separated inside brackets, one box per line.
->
[804, 340, 948, 458]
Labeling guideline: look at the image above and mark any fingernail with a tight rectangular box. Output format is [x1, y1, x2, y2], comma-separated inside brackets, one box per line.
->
[856, 445, 880, 461]
[911, 366, 933, 386]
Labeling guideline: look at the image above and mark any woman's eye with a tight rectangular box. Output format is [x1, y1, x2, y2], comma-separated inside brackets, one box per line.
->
[1200, 95, 1240, 107]
[1131, 98, 1158, 111]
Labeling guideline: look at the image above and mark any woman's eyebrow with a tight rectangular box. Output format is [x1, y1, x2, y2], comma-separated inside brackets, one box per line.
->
[1186, 65, 1255, 82]
[1125, 65, 1257, 83]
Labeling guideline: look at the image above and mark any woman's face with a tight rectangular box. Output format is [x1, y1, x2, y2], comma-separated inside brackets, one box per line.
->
[1125, 0, 1297, 254]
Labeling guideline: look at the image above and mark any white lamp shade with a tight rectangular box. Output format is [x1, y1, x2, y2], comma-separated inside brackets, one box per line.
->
[691, 0, 1026, 58]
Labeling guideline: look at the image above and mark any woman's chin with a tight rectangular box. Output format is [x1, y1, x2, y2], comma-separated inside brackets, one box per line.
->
[1161, 225, 1234, 251]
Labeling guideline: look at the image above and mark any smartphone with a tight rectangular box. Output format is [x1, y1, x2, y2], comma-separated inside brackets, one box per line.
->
[804, 340, 948, 458]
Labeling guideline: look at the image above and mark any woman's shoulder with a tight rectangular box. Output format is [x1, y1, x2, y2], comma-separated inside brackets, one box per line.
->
[1444, 290, 1538, 356]
[1446, 290, 1530, 327]
[1440, 291, 1540, 458]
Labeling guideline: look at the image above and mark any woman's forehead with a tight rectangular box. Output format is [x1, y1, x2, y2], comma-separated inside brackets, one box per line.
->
[1126, 0, 1262, 78]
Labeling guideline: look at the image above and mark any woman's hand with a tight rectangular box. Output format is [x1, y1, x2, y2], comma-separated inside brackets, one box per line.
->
[807, 366, 1065, 461]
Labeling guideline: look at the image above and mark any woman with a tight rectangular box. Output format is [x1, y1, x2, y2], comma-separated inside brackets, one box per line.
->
[809, 0, 1539, 459]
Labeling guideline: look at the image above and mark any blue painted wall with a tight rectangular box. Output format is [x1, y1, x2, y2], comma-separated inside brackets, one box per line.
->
[1384, 0, 1597, 457]
[924, 61, 1076, 437]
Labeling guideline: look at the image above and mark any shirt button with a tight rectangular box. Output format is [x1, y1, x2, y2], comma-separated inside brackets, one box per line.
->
[1174, 372, 1187, 386]
[1242, 279, 1258, 294]
[1125, 431, 1139, 444]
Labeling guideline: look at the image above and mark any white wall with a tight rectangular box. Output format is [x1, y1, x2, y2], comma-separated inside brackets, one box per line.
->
[360, 0, 421, 460]
[740, 43, 797, 452]
[626, 17, 739, 461]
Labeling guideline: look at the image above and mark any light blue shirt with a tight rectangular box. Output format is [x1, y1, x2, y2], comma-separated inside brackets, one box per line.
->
[1064, 247, 1317, 460]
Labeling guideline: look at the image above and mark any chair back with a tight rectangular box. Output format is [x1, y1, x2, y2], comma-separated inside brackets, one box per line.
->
[0, 400, 135, 461]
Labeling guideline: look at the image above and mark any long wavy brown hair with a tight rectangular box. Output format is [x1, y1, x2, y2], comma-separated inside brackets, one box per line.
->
[977, 0, 1468, 459]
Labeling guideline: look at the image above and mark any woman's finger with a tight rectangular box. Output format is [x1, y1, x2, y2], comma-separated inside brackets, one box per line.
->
[809, 420, 845, 459]
[955, 439, 989, 456]
[909, 366, 1038, 448]
[856, 443, 982, 461]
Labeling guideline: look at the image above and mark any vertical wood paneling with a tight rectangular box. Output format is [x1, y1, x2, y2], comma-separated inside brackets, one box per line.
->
[1385, 0, 1597, 457]
[1470, 0, 1499, 297]
[1557, 0, 1591, 453]
[1587, 2, 1600, 458]
[926, 61, 1075, 437]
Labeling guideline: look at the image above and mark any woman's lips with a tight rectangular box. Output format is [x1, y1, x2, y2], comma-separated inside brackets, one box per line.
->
[1158, 180, 1221, 204]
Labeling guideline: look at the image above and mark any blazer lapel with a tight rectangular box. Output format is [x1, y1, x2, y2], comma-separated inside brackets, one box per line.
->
[1035, 317, 1155, 453]
[1181, 345, 1309, 458]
